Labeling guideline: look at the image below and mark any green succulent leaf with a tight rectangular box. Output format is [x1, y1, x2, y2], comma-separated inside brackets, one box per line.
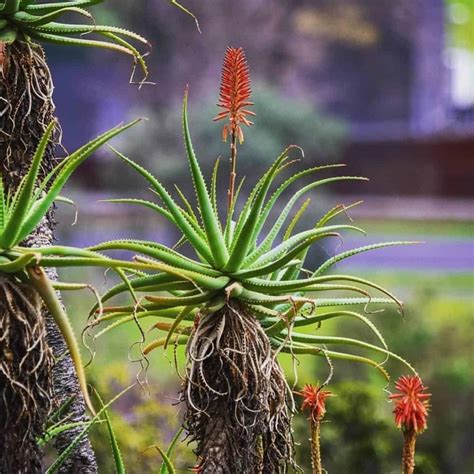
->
[182, 89, 228, 268]
[108, 147, 214, 263]
[16, 120, 141, 243]
[0, 120, 56, 248]
[1, 0, 148, 78]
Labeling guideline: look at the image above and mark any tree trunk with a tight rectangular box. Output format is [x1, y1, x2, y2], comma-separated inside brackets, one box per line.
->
[0, 41, 97, 472]
[0, 276, 53, 473]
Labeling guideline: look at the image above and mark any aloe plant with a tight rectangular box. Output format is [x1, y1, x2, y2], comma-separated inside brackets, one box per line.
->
[0, 1, 151, 469]
[0, 118, 139, 471]
[86, 86, 417, 471]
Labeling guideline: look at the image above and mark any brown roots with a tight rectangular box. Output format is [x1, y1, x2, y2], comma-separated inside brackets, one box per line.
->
[0, 40, 59, 191]
[0, 276, 54, 473]
[182, 302, 295, 473]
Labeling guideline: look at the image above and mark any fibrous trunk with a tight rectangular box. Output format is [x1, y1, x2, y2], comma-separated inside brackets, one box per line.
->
[0, 41, 97, 472]
[0, 277, 53, 473]
[182, 302, 295, 473]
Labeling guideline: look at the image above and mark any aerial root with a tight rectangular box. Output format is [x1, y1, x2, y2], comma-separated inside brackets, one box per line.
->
[0, 41, 60, 192]
[0, 276, 54, 473]
[182, 302, 296, 473]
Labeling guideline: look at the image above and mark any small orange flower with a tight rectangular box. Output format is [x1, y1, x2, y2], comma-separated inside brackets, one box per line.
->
[389, 375, 431, 434]
[298, 384, 332, 421]
[213, 46, 255, 143]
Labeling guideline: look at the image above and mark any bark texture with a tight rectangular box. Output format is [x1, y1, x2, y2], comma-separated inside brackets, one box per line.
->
[0, 41, 97, 472]
[0, 277, 53, 473]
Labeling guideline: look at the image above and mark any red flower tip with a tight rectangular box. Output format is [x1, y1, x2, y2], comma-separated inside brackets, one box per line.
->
[298, 384, 333, 421]
[389, 375, 431, 434]
[214, 46, 255, 143]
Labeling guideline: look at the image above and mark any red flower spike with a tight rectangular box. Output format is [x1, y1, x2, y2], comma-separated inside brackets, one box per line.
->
[389, 375, 431, 434]
[298, 384, 333, 421]
[213, 46, 255, 144]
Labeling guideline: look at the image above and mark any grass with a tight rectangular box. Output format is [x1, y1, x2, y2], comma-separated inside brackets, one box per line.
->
[355, 218, 473, 239]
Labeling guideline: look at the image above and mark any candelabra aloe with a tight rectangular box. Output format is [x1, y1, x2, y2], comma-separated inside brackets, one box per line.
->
[0, 118, 139, 471]
[88, 79, 417, 470]
[0, 1, 150, 469]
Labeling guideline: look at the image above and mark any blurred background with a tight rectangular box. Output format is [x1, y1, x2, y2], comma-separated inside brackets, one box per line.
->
[44, 0, 473, 472]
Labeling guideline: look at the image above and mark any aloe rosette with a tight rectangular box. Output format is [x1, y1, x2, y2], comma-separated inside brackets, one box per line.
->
[86, 89, 417, 471]
[0, 0, 149, 77]
[0, 118, 142, 416]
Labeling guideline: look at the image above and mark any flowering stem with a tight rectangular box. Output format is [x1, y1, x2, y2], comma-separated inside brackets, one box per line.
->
[310, 416, 323, 474]
[228, 125, 238, 210]
[402, 428, 417, 474]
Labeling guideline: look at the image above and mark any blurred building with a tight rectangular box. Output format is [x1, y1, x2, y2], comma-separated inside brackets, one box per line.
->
[282, 0, 473, 197]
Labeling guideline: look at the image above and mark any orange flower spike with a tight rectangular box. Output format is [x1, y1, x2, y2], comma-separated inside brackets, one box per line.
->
[213, 46, 255, 144]
[297, 384, 333, 474]
[214, 46, 255, 210]
[299, 384, 333, 421]
[389, 375, 431, 434]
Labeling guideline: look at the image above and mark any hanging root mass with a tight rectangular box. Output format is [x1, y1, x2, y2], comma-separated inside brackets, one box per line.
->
[0, 40, 59, 191]
[182, 303, 295, 473]
[0, 276, 54, 473]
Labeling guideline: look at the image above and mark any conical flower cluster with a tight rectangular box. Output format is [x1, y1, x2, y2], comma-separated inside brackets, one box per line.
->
[214, 46, 255, 143]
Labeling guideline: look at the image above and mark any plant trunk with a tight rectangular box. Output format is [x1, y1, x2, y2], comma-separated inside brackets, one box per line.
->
[0, 40, 97, 472]
[182, 302, 295, 473]
[0, 276, 53, 473]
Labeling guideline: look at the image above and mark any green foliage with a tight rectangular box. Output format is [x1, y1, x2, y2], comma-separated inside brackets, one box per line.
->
[91, 91, 415, 380]
[95, 389, 126, 474]
[0, 119, 139, 255]
[44, 384, 133, 473]
[0, 117, 140, 414]
[0, 0, 149, 78]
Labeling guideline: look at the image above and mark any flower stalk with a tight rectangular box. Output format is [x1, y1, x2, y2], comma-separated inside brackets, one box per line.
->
[229, 123, 238, 211]
[402, 428, 417, 474]
[310, 413, 323, 474]
[389, 375, 431, 474]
